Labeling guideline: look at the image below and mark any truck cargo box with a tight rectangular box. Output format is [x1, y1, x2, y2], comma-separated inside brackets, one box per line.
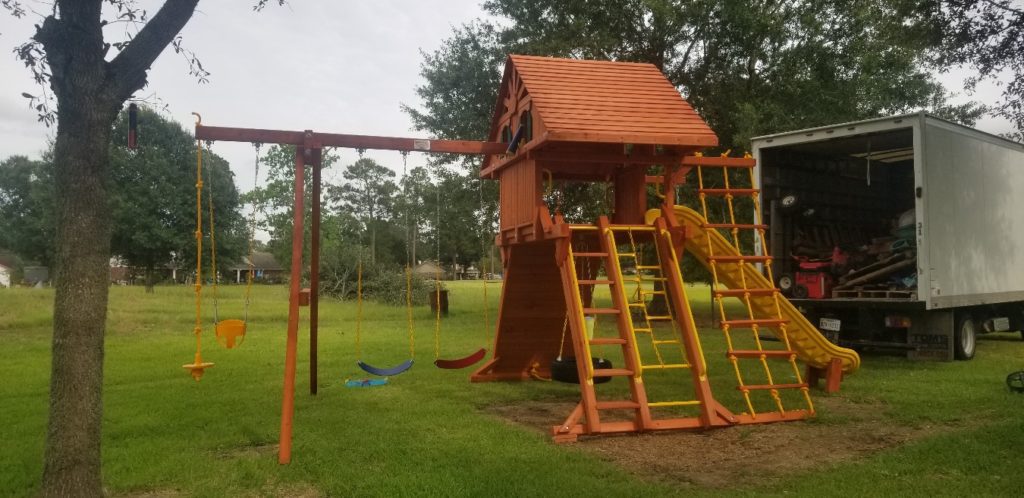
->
[751, 113, 1024, 360]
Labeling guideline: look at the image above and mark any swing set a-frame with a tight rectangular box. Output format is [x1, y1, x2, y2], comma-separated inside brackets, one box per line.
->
[189, 54, 859, 464]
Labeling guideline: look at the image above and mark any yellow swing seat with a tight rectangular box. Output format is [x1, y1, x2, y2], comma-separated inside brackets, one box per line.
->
[215, 319, 247, 349]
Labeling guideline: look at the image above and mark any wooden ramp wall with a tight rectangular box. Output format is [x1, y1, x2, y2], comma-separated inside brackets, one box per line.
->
[471, 240, 568, 381]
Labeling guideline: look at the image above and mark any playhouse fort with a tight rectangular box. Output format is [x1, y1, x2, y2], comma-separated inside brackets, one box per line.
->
[467, 55, 859, 441]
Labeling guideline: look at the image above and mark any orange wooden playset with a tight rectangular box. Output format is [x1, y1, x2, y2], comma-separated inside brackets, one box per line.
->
[187, 55, 860, 462]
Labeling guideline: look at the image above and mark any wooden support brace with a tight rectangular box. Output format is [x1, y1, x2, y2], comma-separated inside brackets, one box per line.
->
[806, 357, 844, 393]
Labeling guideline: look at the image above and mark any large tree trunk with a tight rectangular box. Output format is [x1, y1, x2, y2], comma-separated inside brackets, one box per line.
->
[42, 97, 118, 496]
[33, 2, 201, 495]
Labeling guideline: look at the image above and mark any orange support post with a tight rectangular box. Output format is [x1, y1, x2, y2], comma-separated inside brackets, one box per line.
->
[278, 146, 305, 465]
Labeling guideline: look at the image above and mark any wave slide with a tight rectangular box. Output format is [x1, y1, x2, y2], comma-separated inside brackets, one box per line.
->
[670, 205, 861, 373]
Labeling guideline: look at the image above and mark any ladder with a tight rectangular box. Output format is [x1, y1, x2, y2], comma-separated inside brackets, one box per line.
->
[554, 217, 735, 441]
[695, 153, 814, 418]
[555, 220, 653, 440]
[620, 227, 702, 410]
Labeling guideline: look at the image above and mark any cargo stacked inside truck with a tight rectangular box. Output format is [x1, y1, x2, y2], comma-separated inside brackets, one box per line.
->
[752, 113, 1024, 361]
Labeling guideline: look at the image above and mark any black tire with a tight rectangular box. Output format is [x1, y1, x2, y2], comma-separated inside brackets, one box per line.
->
[1007, 371, 1024, 393]
[792, 284, 809, 299]
[551, 357, 613, 384]
[954, 312, 977, 360]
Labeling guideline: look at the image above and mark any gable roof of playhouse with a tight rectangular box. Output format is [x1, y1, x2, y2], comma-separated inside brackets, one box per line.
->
[488, 55, 718, 149]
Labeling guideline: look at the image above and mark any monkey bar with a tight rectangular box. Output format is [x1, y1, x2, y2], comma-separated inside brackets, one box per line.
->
[195, 120, 504, 465]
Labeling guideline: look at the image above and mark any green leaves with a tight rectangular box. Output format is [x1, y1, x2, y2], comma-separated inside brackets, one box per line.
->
[411, 0, 976, 153]
[108, 106, 244, 284]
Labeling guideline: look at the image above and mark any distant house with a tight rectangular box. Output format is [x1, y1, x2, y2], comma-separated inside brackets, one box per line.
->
[0, 262, 11, 288]
[23, 266, 49, 286]
[411, 261, 446, 280]
[228, 251, 284, 283]
[110, 264, 132, 285]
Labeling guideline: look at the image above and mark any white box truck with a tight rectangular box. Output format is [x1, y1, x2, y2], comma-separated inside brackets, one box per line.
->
[751, 112, 1024, 361]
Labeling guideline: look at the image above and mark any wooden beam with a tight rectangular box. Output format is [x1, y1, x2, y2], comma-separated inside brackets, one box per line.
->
[547, 129, 718, 147]
[195, 124, 506, 155]
[681, 155, 756, 168]
[534, 150, 683, 165]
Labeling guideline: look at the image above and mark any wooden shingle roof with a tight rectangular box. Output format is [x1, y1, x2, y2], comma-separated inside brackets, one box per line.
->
[496, 55, 718, 147]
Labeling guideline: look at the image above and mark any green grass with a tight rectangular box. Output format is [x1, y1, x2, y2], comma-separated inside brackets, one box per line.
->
[2, 282, 1024, 496]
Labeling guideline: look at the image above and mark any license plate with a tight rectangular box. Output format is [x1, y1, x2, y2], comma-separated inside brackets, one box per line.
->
[819, 318, 841, 332]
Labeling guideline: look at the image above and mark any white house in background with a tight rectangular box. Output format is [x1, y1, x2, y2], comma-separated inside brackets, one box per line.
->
[0, 262, 11, 288]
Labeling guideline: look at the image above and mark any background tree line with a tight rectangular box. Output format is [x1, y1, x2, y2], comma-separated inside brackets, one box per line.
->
[248, 147, 497, 303]
[0, 106, 245, 291]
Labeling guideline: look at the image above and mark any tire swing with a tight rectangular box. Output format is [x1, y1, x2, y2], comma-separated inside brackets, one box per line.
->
[431, 173, 486, 369]
[550, 313, 614, 384]
[541, 177, 611, 383]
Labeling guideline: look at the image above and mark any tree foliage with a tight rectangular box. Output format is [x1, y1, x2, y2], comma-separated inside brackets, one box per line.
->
[0, 108, 243, 290]
[410, 1, 983, 153]
[334, 158, 399, 265]
[934, 0, 1024, 140]
[109, 107, 244, 290]
[0, 155, 55, 267]
[404, 0, 990, 283]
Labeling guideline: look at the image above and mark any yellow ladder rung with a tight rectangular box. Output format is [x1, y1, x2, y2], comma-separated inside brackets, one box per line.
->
[641, 290, 666, 296]
[641, 364, 691, 370]
[648, 400, 701, 407]
[628, 303, 647, 308]
[652, 339, 680, 345]
[636, 265, 661, 270]
[618, 252, 638, 258]
[609, 226, 656, 232]
[633, 327, 653, 333]
[646, 315, 673, 321]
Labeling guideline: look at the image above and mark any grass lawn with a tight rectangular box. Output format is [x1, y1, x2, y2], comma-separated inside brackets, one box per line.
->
[3, 281, 1024, 497]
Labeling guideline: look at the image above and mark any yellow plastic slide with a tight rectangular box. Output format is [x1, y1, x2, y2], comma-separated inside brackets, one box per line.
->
[669, 205, 861, 373]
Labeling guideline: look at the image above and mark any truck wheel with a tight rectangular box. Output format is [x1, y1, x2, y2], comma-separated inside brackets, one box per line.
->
[954, 313, 977, 360]
[793, 285, 809, 299]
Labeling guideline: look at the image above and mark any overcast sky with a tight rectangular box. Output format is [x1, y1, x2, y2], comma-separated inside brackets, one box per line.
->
[0, 1, 489, 190]
[0, 1, 1014, 194]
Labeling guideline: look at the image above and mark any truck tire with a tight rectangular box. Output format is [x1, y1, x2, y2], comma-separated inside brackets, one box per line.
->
[792, 284, 809, 299]
[954, 313, 977, 360]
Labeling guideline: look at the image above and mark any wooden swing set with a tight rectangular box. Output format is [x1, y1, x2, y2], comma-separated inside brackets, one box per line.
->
[185, 54, 859, 464]
[186, 115, 507, 464]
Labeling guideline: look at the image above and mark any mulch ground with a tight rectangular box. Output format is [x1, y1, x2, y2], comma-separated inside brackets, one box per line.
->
[485, 396, 957, 490]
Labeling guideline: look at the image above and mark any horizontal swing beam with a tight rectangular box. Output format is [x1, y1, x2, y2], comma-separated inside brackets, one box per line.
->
[194, 124, 507, 155]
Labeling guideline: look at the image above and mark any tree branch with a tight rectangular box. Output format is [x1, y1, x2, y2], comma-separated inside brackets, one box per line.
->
[106, 0, 200, 101]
